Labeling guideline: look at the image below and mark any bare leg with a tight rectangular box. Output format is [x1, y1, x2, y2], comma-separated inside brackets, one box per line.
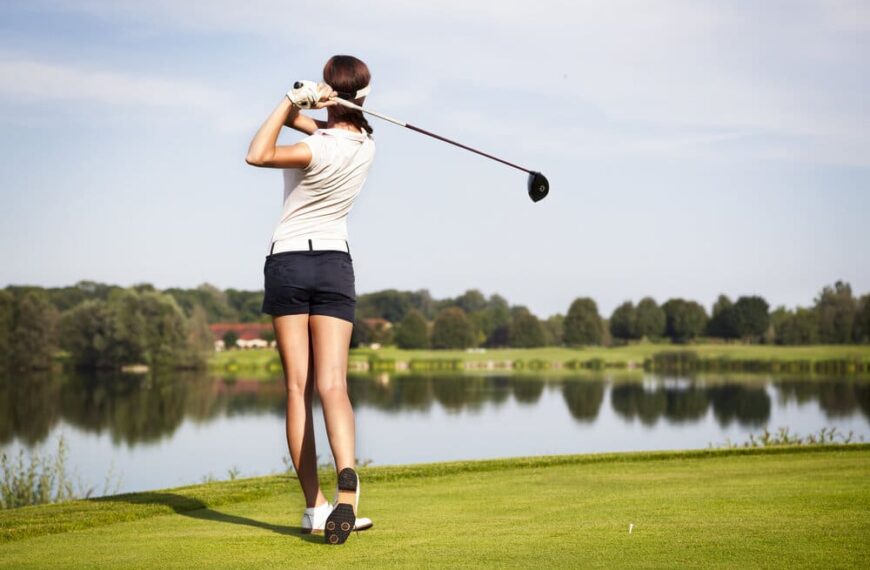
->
[273, 314, 327, 508]
[309, 315, 355, 472]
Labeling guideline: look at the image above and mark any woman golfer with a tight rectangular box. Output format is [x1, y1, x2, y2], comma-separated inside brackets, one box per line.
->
[246, 54, 375, 545]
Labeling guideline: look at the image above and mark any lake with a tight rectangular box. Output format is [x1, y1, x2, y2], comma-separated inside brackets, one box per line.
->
[1, 371, 868, 496]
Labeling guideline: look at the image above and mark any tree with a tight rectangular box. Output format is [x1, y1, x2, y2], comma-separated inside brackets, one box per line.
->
[707, 295, 738, 339]
[662, 298, 707, 343]
[222, 330, 239, 350]
[601, 319, 613, 347]
[775, 308, 819, 345]
[356, 289, 435, 322]
[44, 280, 118, 313]
[58, 284, 200, 369]
[350, 318, 374, 347]
[193, 283, 237, 322]
[182, 304, 215, 368]
[731, 296, 769, 341]
[8, 290, 59, 370]
[259, 328, 276, 343]
[634, 297, 665, 340]
[769, 306, 790, 343]
[59, 299, 118, 369]
[480, 294, 511, 347]
[431, 307, 475, 349]
[226, 288, 267, 322]
[508, 309, 546, 348]
[0, 289, 12, 370]
[59, 288, 194, 369]
[395, 309, 429, 349]
[486, 324, 510, 348]
[855, 294, 870, 343]
[109, 289, 188, 367]
[453, 289, 488, 314]
[542, 314, 565, 346]
[814, 281, 856, 343]
[563, 297, 602, 346]
[609, 301, 637, 341]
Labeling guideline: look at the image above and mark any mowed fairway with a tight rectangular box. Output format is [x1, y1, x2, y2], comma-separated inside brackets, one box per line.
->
[1, 446, 868, 569]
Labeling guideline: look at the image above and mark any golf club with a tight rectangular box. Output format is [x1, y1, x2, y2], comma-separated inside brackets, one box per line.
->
[294, 82, 549, 202]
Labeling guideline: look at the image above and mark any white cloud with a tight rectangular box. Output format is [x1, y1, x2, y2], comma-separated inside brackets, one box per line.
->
[0, 55, 258, 132]
[0, 57, 222, 107]
[19, 0, 870, 164]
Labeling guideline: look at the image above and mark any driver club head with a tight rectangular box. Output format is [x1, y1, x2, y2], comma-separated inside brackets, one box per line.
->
[527, 171, 549, 202]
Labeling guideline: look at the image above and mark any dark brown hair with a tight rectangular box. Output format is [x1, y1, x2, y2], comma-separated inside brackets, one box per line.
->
[323, 55, 373, 135]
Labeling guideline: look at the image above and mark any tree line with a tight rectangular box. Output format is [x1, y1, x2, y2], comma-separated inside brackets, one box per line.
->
[351, 280, 870, 349]
[0, 282, 215, 372]
[1, 279, 868, 370]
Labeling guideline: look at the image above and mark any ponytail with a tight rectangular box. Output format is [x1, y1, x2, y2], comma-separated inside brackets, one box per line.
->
[323, 55, 374, 135]
[358, 114, 374, 135]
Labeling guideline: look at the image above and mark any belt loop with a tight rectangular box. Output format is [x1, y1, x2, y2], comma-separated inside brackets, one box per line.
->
[270, 241, 275, 255]
[345, 240, 351, 257]
[308, 239, 313, 251]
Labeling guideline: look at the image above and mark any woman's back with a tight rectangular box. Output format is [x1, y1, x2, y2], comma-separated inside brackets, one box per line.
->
[271, 127, 376, 244]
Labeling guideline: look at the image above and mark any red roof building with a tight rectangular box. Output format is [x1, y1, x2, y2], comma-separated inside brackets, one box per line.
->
[209, 322, 272, 341]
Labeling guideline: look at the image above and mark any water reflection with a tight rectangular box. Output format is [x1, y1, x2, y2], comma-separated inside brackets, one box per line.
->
[0, 372, 868, 448]
[777, 379, 870, 419]
[0, 371, 284, 447]
[512, 378, 544, 405]
[0, 371, 62, 445]
[562, 382, 606, 422]
[607, 383, 769, 427]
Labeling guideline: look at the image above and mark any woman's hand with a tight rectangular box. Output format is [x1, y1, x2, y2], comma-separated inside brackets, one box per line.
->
[287, 81, 337, 109]
[312, 82, 337, 109]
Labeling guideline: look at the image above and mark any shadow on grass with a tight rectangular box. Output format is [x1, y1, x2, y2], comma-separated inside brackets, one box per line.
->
[98, 492, 321, 544]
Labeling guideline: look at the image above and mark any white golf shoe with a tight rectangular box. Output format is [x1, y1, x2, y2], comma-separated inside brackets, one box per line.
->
[347, 475, 373, 530]
[300, 498, 373, 536]
[332, 472, 361, 516]
[300, 500, 332, 535]
[325, 468, 378, 544]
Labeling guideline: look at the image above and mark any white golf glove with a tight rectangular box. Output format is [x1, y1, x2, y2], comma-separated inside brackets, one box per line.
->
[286, 80, 332, 109]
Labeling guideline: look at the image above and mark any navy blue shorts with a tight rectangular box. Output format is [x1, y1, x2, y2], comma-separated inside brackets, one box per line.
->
[261, 250, 356, 323]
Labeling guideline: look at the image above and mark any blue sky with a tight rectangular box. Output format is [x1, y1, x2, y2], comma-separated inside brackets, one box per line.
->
[1, 0, 868, 318]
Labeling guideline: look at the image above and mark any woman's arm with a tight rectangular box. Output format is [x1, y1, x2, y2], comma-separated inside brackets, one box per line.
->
[245, 98, 313, 169]
[284, 111, 327, 135]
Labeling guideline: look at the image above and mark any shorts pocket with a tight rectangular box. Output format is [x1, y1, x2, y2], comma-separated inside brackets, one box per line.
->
[266, 257, 306, 288]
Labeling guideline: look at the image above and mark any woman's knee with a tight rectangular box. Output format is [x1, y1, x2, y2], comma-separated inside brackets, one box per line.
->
[285, 369, 311, 397]
[316, 377, 349, 402]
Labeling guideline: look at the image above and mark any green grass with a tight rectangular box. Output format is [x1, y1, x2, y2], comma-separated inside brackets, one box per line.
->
[1, 445, 868, 568]
[355, 343, 870, 362]
[209, 344, 870, 376]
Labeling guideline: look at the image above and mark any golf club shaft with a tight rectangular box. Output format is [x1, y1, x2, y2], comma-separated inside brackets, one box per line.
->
[330, 97, 530, 174]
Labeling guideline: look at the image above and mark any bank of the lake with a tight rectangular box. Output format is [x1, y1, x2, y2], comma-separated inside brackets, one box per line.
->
[208, 344, 870, 378]
[1, 445, 867, 568]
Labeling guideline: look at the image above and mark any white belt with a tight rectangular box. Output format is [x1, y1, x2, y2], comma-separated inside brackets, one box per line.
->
[269, 237, 351, 255]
